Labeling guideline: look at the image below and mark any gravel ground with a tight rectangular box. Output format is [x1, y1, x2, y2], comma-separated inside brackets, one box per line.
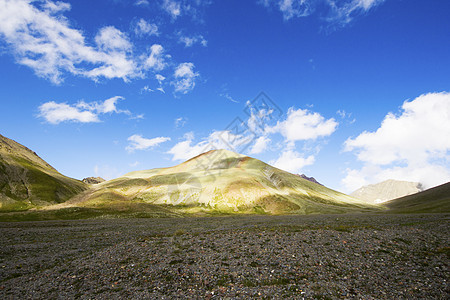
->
[0, 213, 448, 299]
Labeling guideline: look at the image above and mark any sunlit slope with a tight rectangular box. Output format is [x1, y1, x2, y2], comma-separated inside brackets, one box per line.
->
[76, 150, 380, 214]
[384, 181, 450, 213]
[0, 134, 87, 211]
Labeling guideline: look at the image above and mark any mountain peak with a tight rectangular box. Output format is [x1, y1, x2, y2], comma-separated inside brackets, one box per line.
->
[182, 149, 247, 167]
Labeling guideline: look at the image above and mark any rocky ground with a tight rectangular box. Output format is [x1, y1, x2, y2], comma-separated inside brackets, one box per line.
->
[0, 214, 448, 299]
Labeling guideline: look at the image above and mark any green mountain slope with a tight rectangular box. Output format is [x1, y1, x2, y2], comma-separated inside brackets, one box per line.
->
[384, 181, 450, 213]
[60, 149, 381, 215]
[0, 134, 87, 211]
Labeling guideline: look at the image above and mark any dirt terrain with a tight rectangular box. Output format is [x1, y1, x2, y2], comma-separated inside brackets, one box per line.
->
[0, 214, 448, 299]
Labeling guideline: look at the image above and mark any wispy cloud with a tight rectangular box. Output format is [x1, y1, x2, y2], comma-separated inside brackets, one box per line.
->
[342, 92, 450, 191]
[134, 0, 150, 6]
[172, 62, 199, 94]
[126, 134, 171, 152]
[133, 19, 159, 37]
[178, 35, 207, 47]
[175, 117, 187, 128]
[260, 0, 385, 24]
[162, 0, 181, 19]
[38, 96, 132, 124]
[220, 93, 239, 103]
[160, 0, 211, 21]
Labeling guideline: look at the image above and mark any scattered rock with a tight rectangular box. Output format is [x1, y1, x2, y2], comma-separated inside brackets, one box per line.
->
[82, 177, 105, 184]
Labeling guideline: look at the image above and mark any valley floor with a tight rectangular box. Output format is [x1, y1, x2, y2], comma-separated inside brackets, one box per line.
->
[0, 214, 448, 299]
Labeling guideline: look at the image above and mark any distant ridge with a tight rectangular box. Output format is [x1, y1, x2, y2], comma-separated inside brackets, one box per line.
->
[351, 179, 423, 204]
[83, 177, 105, 184]
[298, 174, 322, 186]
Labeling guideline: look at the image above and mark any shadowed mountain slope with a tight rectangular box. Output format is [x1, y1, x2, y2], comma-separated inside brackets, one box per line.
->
[0, 134, 87, 211]
[384, 181, 450, 213]
[57, 149, 381, 215]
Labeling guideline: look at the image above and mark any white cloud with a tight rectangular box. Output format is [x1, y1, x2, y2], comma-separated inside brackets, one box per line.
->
[38, 96, 131, 124]
[38, 102, 100, 124]
[135, 0, 150, 6]
[134, 19, 159, 37]
[155, 73, 166, 92]
[261, 0, 384, 24]
[249, 136, 271, 154]
[328, 0, 385, 24]
[343, 92, 450, 191]
[129, 161, 140, 167]
[167, 130, 252, 161]
[0, 0, 144, 83]
[179, 35, 207, 47]
[167, 132, 208, 161]
[221, 93, 239, 103]
[126, 134, 171, 152]
[172, 62, 199, 94]
[143, 44, 167, 71]
[95, 26, 131, 52]
[270, 150, 315, 174]
[162, 0, 181, 19]
[156, 74, 166, 83]
[141, 85, 153, 93]
[279, 0, 313, 20]
[268, 107, 338, 142]
[175, 117, 187, 128]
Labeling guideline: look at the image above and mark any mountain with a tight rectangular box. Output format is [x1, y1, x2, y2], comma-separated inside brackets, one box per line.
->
[384, 181, 450, 213]
[82, 177, 105, 184]
[350, 179, 423, 204]
[55, 149, 380, 215]
[0, 134, 87, 211]
[298, 174, 322, 186]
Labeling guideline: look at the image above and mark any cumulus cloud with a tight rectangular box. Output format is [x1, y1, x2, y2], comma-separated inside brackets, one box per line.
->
[0, 0, 145, 83]
[126, 134, 171, 152]
[38, 96, 131, 124]
[267, 107, 338, 142]
[0, 0, 201, 93]
[134, 19, 159, 36]
[270, 150, 315, 174]
[143, 44, 167, 72]
[167, 132, 207, 161]
[167, 130, 252, 161]
[343, 92, 450, 191]
[172, 62, 199, 94]
[249, 136, 271, 154]
[260, 0, 384, 24]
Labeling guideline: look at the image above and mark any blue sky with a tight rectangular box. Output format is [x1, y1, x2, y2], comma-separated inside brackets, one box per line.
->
[0, 0, 449, 192]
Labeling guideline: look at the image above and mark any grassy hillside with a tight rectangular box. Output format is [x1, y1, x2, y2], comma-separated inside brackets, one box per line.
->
[51, 149, 382, 216]
[0, 134, 87, 211]
[384, 182, 450, 213]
